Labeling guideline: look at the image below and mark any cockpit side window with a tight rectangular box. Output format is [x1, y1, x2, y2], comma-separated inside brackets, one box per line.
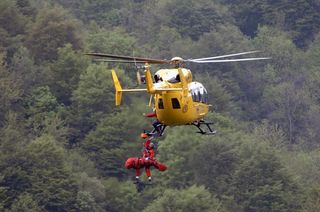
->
[154, 74, 159, 83]
[203, 89, 208, 104]
[167, 74, 181, 83]
[176, 74, 180, 82]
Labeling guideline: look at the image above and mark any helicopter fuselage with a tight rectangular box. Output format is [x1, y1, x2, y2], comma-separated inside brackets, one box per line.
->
[155, 91, 209, 125]
[152, 68, 210, 125]
[111, 66, 211, 126]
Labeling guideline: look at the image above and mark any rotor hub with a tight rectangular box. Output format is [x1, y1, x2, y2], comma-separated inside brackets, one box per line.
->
[170, 57, 184, 67]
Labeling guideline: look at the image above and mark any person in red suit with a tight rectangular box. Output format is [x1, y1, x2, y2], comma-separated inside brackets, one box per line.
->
[141, 133, 155, 160]
[144, 111, 165, 136]
[125, 157, 167, 182]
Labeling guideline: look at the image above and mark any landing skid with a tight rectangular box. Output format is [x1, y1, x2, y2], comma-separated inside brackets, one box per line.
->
[192, 120, 216, 135]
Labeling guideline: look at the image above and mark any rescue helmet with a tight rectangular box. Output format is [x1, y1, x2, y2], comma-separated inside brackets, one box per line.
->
[140, 133, 148, 139]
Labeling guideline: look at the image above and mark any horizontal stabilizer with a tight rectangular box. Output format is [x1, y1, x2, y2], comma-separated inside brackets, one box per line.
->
[122, 89, 148, 92]
[154, 88, 183, 91]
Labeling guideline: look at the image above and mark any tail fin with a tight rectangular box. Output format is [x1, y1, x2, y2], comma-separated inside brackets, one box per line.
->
[111, 70, 122, 106]
[145, 65, 155, 94]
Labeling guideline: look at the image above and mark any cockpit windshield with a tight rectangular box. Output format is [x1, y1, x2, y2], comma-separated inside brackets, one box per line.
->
[154, 70, 181, 83]
[188, 82, 208, 103]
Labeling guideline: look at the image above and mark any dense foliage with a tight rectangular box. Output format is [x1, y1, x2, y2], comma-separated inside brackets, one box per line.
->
[1, 0, 320, 211]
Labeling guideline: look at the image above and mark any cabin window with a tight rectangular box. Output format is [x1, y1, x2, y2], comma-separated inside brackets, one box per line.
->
[167, 74, 181, 83]
[158, 98, 164, 109]
[171, 98, 180, 109]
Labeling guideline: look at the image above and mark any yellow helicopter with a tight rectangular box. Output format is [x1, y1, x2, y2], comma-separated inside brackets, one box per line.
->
[86, 51, 270, 134]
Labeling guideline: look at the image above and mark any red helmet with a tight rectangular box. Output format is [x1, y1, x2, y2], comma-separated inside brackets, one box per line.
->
[125, 158, 137, 169]
[140, 133, 148, 139]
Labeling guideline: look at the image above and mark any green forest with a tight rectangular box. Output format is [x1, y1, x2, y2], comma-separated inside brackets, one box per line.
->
[1, 0, 320, 211]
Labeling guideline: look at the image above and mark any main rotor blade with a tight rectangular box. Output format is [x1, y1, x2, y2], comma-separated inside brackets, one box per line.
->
[190, 50, 261, 61]
[93, 59, 158, 64]
[86, 53, 169, 64]
[189, 57, 271, 63]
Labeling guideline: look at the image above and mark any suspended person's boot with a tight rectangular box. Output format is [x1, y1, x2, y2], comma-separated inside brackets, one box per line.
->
[134, 176, 140, 184]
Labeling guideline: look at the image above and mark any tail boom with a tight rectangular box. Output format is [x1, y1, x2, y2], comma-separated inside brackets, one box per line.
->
[111, 70, 147, 106]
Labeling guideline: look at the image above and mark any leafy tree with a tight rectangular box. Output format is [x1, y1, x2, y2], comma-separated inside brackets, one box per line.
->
[280, 150, 320, 189]
[306, 33, 320, 103]
[103, 178, 140, 212]
[71, 0, 123, 26]
[0, 0, 29, 35]
[26, 5, 82, 62]
[70, 64, 136, 144]
[0, 135, 78, 210]
[11, 193, 41, 212]
[232, 142, 302, 211]
[188, 25, 254, 111]
[76, 191, 97, 212]
[16, 0, 36, 17]
[194, 73, 237, 114]
[306, 33, 320, 68]
[248, 27, 319, 145]
[117, 0, 161, 44]
[67, 151, 98, 177]
[143, 185, 225, 212]
[0, 54, 23, 127]
[69, 64, 116, 142]
[158, 129, 207, 189]
[0, 151, 31, 209]
[226, 0, 320, 47]
[162, 0, 233, 40]
[80, 105, 149, 177]
[262, 82, 311, 144]
[0, 0, 28, 59]
[251, 120, 288, 149]
[302, 187, 320, 212]
[0, 112, 27, 155]
[0, 114, 29, 209]
[24, 86, 66, 138]
[75, 173, 105, 211]
[10, 47, 38, 95]
[86, 27, 137, 56]
[25, 135, 78, 211]
[190, 135, 240, 197]
[253, 26, 302, 74]
[276, 0, 320, 47]
[72, 64, 117, 118]
[49, 44, 89, 105]
[148, 26, 182, 58]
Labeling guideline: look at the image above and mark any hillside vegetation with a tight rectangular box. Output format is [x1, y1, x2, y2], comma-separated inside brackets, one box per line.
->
[1, 0, 320, 211]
